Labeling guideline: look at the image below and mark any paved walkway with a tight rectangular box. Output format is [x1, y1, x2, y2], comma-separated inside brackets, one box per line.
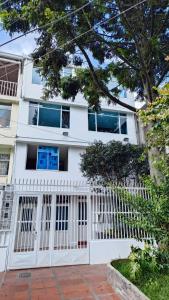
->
[0, 265, 121, 300]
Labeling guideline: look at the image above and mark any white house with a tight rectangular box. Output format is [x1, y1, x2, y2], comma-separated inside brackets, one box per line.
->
[0, 52, 144, 272]
[13, 57, 138, 182]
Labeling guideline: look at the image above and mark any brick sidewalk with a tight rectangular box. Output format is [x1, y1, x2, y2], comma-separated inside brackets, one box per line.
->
[0, 264, 121, 300]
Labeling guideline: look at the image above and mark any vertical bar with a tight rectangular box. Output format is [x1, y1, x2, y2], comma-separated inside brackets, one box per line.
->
[87, 191, 91, 251]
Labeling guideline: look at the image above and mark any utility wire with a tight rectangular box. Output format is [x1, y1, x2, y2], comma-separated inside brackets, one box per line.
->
[0, 0, 9, 7]
[0, 117, 91, 144]
[0, 1, 93, 48]
[0, 0, 148, 82]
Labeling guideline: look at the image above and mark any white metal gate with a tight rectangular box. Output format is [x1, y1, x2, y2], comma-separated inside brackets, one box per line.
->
[9, 192, 89, 269]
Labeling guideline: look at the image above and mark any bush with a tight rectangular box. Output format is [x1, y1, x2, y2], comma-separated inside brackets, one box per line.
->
[128, 245, 169, 283]
[129, 245, 158, 282]
[80, 140, 149, 183]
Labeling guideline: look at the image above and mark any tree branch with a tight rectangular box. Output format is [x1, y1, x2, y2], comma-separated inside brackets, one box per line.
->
[76, 43, 136, 113]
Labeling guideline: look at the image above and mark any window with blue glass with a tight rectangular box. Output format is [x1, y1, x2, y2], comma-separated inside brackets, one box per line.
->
[88, 110, 127, 134]
[37, 146, 59, 170]
[120, 89, 127, 98]
[29, 102, 70, 129]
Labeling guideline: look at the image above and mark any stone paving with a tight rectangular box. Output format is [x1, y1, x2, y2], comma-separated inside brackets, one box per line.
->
[0, 264, 121, 300]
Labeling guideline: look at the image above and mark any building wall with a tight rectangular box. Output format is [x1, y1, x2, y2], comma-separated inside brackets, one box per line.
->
[14, 143, 85, 181]
[22, 60, 136, 110]
[0, 147, 14, 184]
[0, 98, 19, 185]
[0, 102, 18, 146]
[16, 99, 137, 145]
[13, 58, 138, 182]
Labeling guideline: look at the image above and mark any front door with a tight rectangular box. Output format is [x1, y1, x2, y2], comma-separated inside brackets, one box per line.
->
[10, 195, 40, 269]
[9, 193, 89, 269]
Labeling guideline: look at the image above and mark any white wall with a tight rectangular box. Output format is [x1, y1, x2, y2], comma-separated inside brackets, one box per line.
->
[16, 99, 137, 146]
[90, 240, 144, 264]
[14, 59, 138, 181]
[22, 60, 136, 110]
[14, 143, 85, 181]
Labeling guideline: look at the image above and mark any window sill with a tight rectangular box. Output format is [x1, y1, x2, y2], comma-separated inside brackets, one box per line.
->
[29, 124, 70, 130]
[88, 130, 128, 135]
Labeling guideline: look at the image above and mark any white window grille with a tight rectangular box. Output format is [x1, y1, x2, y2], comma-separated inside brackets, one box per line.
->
[0, 154, 10, 175]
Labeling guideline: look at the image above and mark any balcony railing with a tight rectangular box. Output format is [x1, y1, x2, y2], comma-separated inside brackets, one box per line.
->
[0, 80, 18, 97]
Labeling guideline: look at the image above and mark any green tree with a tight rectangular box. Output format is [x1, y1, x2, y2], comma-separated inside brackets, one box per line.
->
[140, 84, 169, 176]
[118, 85, 169, 252]
[1, 0, 168, 177]
[119, 178, 169, 250]
[80, 140, 149, 183]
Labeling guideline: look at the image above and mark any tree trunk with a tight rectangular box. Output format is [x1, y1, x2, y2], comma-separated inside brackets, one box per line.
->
[143, 82, 163, 184]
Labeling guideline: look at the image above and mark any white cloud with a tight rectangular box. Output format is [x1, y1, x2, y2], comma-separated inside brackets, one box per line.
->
[0, 30, 38, 56]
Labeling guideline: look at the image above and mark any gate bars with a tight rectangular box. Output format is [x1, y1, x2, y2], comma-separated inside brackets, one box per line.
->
[0, 179, 151, 247]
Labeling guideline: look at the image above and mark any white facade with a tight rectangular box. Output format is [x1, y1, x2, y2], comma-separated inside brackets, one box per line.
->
[13, 58, 138, 182]
[0, 53, 145, 272]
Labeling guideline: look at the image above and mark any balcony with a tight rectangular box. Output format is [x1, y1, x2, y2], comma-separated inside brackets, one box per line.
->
[0, 80, 18, 97]
[0, 59, 20, 100]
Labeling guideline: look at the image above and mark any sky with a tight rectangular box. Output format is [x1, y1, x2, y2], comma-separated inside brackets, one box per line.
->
[0, 26, 37, 56]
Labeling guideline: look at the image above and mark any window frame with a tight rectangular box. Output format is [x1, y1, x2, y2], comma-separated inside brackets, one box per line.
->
[32, 67, 43, 85]
[0, 153, 10, 176]
[0, 104, 11, 128]
[29, 102, 70, 129]
[88, 110, 127, 135]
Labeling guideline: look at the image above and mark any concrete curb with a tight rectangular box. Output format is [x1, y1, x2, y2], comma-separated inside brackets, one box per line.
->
[107, 262, 150, 300]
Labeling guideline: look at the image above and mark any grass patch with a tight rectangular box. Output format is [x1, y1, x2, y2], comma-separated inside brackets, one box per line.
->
[112, 259, 169, 300]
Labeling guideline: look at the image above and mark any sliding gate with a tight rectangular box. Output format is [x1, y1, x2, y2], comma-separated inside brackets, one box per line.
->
[9, 192, 89, 269]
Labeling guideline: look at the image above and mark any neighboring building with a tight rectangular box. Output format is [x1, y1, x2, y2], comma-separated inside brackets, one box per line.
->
[0, 53, 22, 185]
[13, 58, 138, 182]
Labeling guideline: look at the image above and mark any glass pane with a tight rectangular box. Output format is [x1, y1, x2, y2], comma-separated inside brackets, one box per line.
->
[37, 146, 59, 170]
[62, 106, 70, 111]
[0, 154, 10, 160]
[37, 151, 48, 169]
[0, 105, 11, 127]
[97, 113, 119, 133]
[0, 161, 9, 175]
[40, 103, 61, 110]
[62, 111, 70, 128]
[39, 107, 60, 127]
[32, 67, 42, 85]
[120, 116, 127, 134]
[101, 111, 118, 117]
[120, 89, 127, 98]
[88, 113, 96, 131]
[48, 147, 59, 170]
[29, 104, 38, 125]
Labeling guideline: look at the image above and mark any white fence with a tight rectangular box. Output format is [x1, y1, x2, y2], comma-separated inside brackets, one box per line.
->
[0, 80, 18, 97]
[0, 180, 151, 270]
